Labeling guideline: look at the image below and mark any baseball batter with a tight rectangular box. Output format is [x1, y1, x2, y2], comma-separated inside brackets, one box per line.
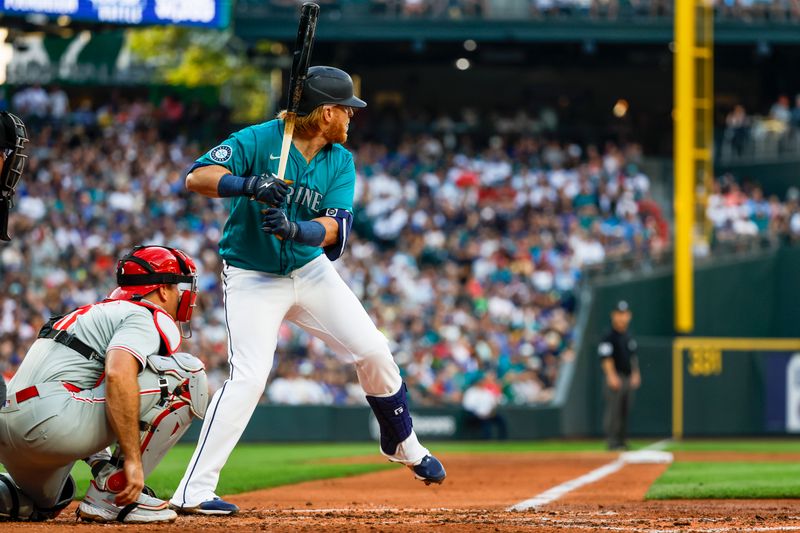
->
[0, 245, 208, 523]
[171, 66, 445, 515]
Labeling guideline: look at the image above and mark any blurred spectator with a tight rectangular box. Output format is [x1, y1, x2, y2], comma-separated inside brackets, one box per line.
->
[769, 95, 792, 125]
[11, 85, 48, 119]
[462, 373, 508, 439]
[724, 105, 750, 157]
[48, 86, 69, 122]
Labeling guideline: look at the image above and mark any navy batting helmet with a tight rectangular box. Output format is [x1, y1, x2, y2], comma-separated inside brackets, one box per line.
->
[297, 66, 367, 116]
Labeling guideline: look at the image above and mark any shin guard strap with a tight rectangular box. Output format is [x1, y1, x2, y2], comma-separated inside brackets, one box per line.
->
[365, 384, 413, 456]
[116, 503, 139, 522]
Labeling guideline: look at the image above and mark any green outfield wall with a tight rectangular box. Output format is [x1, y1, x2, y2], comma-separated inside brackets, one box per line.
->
[563, 243, 800, 438]
[181, 403, 562, 443]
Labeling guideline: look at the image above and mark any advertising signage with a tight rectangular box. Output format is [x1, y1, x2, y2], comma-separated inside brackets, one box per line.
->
[2, 0, 231, 28]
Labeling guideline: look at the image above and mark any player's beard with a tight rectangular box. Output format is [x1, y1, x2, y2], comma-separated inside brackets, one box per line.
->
[324, 120, 348, 144]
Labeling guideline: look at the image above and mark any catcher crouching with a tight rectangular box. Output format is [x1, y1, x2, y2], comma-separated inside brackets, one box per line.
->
[0, 245, 208, 523]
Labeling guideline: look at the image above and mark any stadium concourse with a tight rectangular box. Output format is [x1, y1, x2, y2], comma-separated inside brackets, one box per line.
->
[0, 91, 796, 411]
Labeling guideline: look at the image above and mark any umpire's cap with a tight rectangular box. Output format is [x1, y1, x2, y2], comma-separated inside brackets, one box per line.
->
[297, 66, 367, 116]
[612, 300, 631, 313]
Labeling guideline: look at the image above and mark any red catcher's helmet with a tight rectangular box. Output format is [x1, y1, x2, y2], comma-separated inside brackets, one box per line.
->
[108, 245, 198, 331]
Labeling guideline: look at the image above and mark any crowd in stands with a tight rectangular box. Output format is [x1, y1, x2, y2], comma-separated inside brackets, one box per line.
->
[722, 95, 800, 161]
[0, 89, 666, 408]
[260, 0, 800, 21]
[706, 174, 800, 246]
[2, 88, 795, 412]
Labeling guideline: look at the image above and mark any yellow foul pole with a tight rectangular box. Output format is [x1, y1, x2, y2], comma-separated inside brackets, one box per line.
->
[674, 0, 695, 333]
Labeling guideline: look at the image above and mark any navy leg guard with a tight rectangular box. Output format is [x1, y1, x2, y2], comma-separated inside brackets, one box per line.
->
[366, 384, 413, 456]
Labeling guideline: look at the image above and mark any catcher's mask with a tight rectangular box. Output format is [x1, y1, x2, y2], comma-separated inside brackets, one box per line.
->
[0, 112, 29, 242]
[108, 245, 198, 338]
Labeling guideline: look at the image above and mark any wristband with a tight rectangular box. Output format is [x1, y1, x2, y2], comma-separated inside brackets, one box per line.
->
[294, 221, 326, 247]
[217, 174, 247, 198]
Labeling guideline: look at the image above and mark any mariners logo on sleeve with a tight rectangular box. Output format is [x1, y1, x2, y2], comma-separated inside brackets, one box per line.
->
[209, 145, 233, 163]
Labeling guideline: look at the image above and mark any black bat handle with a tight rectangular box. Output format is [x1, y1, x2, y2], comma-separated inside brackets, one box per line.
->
[287, 2, 320, 113]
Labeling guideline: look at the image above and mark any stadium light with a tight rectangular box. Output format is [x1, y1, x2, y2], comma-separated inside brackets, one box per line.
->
[612, 99, 629, 118]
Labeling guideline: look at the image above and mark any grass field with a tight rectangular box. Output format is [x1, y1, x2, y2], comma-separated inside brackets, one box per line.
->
[646, 462, 800, 499]
[646, 439, 800, 499]
[4, 439, 800, 501]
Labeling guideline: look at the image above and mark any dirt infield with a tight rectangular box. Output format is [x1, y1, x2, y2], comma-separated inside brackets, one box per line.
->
[5, 451, 800, 532]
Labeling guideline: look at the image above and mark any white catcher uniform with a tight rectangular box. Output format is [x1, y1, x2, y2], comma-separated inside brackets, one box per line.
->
[0, 298, 208, 522]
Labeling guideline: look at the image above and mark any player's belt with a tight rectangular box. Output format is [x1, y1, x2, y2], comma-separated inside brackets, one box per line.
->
[14, 382, 81, 404]
[37, 325, 102, 362]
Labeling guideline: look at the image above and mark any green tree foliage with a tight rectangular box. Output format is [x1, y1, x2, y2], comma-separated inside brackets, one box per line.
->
[127, 27, 271, 123]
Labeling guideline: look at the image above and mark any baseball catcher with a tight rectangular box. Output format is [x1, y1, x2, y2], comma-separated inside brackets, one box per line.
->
[0, 245, 208, 523]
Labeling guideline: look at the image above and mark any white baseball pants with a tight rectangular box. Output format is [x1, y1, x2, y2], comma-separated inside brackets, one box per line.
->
[172, 255, 426, 507]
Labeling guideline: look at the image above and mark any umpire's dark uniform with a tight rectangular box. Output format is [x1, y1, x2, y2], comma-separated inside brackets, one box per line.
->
[598, 300, 639, 450]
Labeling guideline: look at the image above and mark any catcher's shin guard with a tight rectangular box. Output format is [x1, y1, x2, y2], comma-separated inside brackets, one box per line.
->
[366, 383, 414, 456]
[90, 351, 207, 495]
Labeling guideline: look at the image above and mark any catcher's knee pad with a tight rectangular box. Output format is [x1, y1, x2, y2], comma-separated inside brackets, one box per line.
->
[125, 352, 208, 479]
[0, 473, 74, 521]
[366, 383, 413, 456]
[32, 475, 75, 521]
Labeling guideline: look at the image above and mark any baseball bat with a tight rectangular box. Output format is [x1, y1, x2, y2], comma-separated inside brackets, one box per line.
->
[276, 2, 319, 184]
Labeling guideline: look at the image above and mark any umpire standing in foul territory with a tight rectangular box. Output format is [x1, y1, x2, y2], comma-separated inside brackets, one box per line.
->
[598, 300, 641, 450]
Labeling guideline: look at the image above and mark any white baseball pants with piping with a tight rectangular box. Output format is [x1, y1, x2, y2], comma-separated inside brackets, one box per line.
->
[171, 255, 427, 507]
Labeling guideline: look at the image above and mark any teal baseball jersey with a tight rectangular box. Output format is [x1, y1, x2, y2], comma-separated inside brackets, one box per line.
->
[196, 119, 356, 275]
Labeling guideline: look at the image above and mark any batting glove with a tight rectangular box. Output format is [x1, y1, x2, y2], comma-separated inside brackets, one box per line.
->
[244, 174, 289, 206]
[261, 208, 298, 240]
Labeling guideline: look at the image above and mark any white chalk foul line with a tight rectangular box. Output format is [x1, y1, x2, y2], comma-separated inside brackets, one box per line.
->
[508, 440, 674, 512]
[508, 458, 625, 511]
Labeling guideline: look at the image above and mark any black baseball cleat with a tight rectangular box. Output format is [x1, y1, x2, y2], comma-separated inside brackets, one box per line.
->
[410, 455, 446, 485]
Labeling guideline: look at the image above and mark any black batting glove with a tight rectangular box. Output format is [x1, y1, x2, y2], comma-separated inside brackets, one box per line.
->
[261, 208, 298, 240]
[243, 174, 289, 206]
